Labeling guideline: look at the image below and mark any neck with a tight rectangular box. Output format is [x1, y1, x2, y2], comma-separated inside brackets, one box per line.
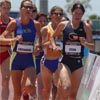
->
[20, 16, 30, 25]
[51, 22, 58, 30]
[71, 20, 80, 29]
[0, 15, 9, 24]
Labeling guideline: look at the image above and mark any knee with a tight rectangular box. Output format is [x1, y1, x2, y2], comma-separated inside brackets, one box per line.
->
[64, 83, 71, 91]
[60, 83, 72, 94]
[2, 76, 10, 87]
[24, 85, 34, 94]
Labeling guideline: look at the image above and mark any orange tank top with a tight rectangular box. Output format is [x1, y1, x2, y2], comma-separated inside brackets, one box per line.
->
[44, 23, 62, 57]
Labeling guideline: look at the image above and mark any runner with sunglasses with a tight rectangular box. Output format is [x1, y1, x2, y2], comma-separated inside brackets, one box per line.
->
[0, 0, 42, 99]
[41, 6, 70, 100]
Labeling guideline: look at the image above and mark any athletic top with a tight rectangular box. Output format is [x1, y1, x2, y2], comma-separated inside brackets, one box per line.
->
[43, 23, 62, 57]
[62, 21, 86, 58]
[13, 18, 36, 54]
[0, 17, 11, 47]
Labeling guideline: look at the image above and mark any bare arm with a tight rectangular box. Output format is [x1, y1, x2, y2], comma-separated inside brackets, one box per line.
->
[0, 19, 17, 45]
[34, 20, 42, 47]
[80, 22, 94, 51]
[41, 26, 50, 48]
[51, 21, 68, 50]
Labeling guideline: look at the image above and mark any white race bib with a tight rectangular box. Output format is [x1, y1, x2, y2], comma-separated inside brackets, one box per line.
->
[17, 44, 33, 53]
[56, 41, 63, 49]
[65, 45, 81, 53]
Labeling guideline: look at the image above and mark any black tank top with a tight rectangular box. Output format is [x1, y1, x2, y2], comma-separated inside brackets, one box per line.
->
[62, 21, 86, 58]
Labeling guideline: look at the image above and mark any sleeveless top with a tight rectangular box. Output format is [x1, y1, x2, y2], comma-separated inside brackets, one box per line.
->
[13, 18, 36, 53]
[43, 23, 62, 57]
[0, 17, 11, 47]
[62, 21, 86, 58]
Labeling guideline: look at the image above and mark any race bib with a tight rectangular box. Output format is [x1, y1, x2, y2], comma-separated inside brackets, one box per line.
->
[17, 44, 33, 53]
[65, 45, 81, 53]
[56, 41, 63, 49]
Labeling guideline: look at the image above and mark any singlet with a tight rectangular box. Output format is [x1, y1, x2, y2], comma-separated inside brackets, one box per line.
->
[13, 18, 36, 53]
[43, 23, 62, 57]
[62, 21, 86, 58]
[0, 17, 12, 47]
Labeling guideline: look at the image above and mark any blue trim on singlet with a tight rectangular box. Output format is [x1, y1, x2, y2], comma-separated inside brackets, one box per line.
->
[11, 18, 36, 70]
[13, 18, 36, 51]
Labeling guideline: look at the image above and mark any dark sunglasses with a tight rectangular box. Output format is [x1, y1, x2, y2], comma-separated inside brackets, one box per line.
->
[22, 5, 33, 9]
[52, 12, 63, 16]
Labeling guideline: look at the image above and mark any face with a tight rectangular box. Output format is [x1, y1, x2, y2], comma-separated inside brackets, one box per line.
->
[50, 9, 63, 24]
[31, 9, 37, 19]
[38, 16, 47, 27]
[0, 2, 11, 17]
[72, 8, 83, 22]
[20, 1, 33, 17]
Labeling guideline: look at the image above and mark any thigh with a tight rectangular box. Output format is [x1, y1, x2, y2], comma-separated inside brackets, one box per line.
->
[11, 70, 22, 93]
[1, 57, 10, 80]
[41, 63, 53, 88]
[53, 63, 71, 88]
[71, 67, 83, 94]
[23, 67, 36, 86]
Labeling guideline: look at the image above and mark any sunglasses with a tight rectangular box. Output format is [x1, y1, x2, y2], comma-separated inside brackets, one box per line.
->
[22, 5, 33, 9]
[52, 12, 63, 16]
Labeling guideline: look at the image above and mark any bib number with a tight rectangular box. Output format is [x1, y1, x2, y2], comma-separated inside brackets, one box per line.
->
[17, 44, 33, 53]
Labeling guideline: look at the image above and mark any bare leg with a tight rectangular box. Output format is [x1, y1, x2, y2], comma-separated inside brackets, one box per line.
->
[41, 64, 53, 100]
[54, 63, 71, 100]
[69, 67, 83, 100]
[1, 57, 10, 100]
[22, 67, 36, 99]
[11, 70, 22, 100]
[37, 73, 43, 100]
[52, 83, 57, 100]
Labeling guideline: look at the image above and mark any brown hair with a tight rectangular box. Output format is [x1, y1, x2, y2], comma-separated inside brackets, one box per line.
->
[20, 0, 33, 8]
[71, 3, 85, 14]
[35, 13, 48, 21]
[50, 6, 63, 14]
[0, 0, 11, 9]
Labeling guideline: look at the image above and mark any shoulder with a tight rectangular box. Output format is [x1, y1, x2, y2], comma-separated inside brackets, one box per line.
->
[83, 21, 92, 31]
[9, 19, 17, 26]
[6, 19, 17, 32]
[9, 17, 14, 21]
[41, 25, 48, 33]
[33, 20, 40, 26]
[58, 20, 69, 31]
[33, 19, 41, 31]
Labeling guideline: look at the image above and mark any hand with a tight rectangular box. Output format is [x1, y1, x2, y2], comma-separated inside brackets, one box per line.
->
[16, 35, 23, 43]
[79, 37, 86, 46]
[53, 46, 62, 52]
[33, 44, 42, 56]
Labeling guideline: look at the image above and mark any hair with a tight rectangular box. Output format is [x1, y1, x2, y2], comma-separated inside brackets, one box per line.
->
[20, 0, 33, 8]
[35, 13, 48, 21]
[0, 0, 11, 9]
[32, 3, 37, 11]
[50, 6, 63, 14]
[71, 2, 85, 14]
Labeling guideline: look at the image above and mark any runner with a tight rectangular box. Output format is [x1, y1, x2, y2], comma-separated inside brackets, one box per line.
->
[41, 6, 71, 100]
[0, 0, 42, 99]
[51, 3, 94, 100]
[0, 0, 13, 99]
[35, 13, 48, 100]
